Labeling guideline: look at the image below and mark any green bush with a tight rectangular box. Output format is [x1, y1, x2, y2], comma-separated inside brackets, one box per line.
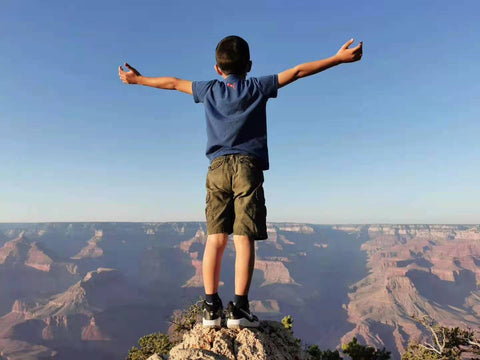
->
[342, 337, 391, 360]
[307, 344, 343, 359]
[126, 332, 173, 360]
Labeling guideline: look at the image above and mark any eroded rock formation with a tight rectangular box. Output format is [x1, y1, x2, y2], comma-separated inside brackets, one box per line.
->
[165, 321, 305, 360]
[340, 225, 480, 359]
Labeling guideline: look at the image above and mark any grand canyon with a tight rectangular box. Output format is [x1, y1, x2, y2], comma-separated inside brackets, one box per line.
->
[0, 223, 478, 360]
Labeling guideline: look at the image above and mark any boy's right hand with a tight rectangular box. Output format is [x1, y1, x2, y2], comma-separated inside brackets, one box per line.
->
[118, 62, 142, 84]
[335, 39, 363, 63]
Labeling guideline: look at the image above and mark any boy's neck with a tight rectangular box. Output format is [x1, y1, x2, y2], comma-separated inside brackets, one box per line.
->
[222, 73, 247, 80]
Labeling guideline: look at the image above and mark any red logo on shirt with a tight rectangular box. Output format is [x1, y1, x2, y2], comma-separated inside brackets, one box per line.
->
[227, 83, 236, 89]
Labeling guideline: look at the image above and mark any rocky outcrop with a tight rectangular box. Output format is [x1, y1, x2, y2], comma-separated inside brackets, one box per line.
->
[265, 226, 299, 250]
[0, 233, 78, 275]
[179, 229, 207, 253]
[0, 232, 62, 272]
[71, 231, 104, 259]
[81, 316, 111, 341]
[277, 224, 314, 234]
[179, 229, 211, 288]
[255, 260, 299, 287]
[0, 234, 80, 317]
[165, 321, 305, 360]
[0, 268, 140, 343]
[0, 233, 33, 266]
[250, 299, 281, 314]
[332, 225, 363, 233]
[0, 267, 146, 359]
[24, 242, 56, 272]
[182, 253, 204, 288]
[30, 268, 140, 318]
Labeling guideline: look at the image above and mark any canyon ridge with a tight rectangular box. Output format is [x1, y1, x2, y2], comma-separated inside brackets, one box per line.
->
[0, 223, 478, 360]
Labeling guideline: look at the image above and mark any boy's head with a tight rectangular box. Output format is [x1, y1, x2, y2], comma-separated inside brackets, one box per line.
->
[215, 35, 252, 77]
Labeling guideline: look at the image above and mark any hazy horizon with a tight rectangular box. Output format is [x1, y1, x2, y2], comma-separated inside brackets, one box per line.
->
[0, 221, 478, 226]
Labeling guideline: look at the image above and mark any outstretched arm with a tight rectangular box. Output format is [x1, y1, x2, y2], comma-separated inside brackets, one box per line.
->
[118, 63, 193, 95]
[277, 39, 363, 88]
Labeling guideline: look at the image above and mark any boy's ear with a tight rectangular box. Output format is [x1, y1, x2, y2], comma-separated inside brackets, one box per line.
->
[214, 64, 223, 76]
[246, 60, 252, 73]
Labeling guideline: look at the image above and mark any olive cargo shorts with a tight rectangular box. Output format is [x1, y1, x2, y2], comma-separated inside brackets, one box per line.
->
[205, 154, 268, 240]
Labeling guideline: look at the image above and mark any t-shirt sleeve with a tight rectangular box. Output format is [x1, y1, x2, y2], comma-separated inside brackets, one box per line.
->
[192, 80, 215, 103]
[256, 75, 279, 99]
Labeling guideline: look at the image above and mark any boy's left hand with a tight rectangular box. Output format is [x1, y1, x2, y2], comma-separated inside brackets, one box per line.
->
[118, 62, 141, 84]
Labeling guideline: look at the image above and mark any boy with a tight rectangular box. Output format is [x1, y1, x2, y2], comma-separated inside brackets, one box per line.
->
[118, 36, 362, 329]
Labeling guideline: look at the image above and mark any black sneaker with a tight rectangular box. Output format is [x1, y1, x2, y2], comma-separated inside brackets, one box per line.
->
[202, 300, 223, 328]
[226, 301, 259, 329]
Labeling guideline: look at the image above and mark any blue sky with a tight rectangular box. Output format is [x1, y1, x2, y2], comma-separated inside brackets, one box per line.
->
[1, 0, 479, 223]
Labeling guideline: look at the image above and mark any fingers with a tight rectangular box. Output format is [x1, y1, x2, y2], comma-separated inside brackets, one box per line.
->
[341, 38, 355, 50]
[352, 41, 363, 52]
[118, 63, 140, 84]
[125, 62, 136, 72]
[124, 62, 141, 76]
[118, 65, 128, 83]
[354, 41, 363, 60]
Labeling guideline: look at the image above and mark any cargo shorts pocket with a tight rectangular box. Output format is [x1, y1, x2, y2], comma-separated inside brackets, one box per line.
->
[205, 190, 212, 219]
[244, 186, 265, 217]
[256, 186, 265, 204]
[238, 155, 261, 171]
[208, 157, 224, 171]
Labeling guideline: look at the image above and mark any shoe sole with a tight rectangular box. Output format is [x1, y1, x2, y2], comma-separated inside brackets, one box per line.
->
[203, 317, 221, 328]
[227, 318, 260, 329]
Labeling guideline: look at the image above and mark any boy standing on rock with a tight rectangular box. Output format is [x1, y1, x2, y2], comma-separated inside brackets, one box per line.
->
[119, 35, 362, 328]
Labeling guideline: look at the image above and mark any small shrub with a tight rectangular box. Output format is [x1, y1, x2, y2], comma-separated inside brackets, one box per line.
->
[126, 332, 173, 360]
[307, 344, 343, 359]
[342, 337, 391, 360]
[169, 298, 203, 335]
[282, 315, 294, 331]
[401, 315, 480, 360]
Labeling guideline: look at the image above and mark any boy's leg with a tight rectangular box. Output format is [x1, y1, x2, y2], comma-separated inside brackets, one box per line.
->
[231, 154, 266, 301]
[202, 233, 229, 295]
[227, 234, 259, 328]
[202, 232, 228, 328]
[202, 156, 234, 328]
[204, 155, 233, 297]
[233, 235, 255, 296]
[226, 155, 265, 328]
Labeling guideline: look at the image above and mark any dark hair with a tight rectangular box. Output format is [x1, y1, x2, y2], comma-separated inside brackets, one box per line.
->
[215, 36, 250, 75]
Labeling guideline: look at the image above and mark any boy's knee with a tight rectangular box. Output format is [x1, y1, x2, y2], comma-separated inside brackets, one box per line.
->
[233, 235, 254, 249]
[233, 234, 252, 242]
[207, 233, 229, 248]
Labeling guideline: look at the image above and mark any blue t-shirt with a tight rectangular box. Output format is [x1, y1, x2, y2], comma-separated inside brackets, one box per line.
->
[192, 74, 278, 170]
